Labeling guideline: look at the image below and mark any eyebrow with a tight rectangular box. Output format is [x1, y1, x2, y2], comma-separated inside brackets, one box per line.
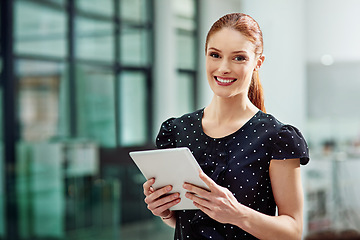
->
[208, 47, 248, 54]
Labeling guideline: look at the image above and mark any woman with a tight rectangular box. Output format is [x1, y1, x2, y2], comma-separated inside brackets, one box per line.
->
[143, 13, 309, 240]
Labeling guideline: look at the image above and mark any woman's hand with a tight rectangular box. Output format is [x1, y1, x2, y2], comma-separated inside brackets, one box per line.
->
[183, 171, 244, 225]
[143, 178, 181, 219]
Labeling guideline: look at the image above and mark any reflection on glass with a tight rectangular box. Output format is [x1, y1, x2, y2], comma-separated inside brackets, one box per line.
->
[75, 17, 114, 62]
[120, 0, 149, 23]
[16, 60, 65, 142]
[14, 1, 67, 57]
[176, 34, 196, 70]
[174, 0, 196, 31]
[121, 27, 149, 66]
[76, 0, 114, 16]
[17, 142, 64, 239]
[76, 65, 116, 147]
[119, 71, 147, 146]
[16, 142, 119, 239]
[176, 73, 194, 115]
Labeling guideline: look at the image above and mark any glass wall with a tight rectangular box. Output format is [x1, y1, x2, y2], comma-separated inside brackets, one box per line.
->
[2, 0, 199, 239]
[9, 0, 153, 239]
[174, 0, 198, 114]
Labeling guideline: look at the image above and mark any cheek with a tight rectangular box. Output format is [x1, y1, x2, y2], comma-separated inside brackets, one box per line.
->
[206, 61, 216, 79]
[237, 65, 254, 79]
[205, 60, 214, 72]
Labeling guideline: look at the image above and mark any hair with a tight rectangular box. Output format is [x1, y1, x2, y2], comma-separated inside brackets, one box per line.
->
[205, 13, 266, 112]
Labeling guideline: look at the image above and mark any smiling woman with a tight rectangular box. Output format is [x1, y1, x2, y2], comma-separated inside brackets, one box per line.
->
[142, 13, 310, 240]
[205, 13, 266, 113]
[205, 28, 265, 104]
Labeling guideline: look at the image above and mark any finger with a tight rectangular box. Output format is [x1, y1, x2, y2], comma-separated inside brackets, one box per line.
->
[193, 201, 211, 215]
[143, 178, 155, 196]
[183, 182, 211, 199]
[152, 198, 181, 216]
[185, 192, 211, 208]
[149, 193, 181, 213]
[199, 171, 219, 192]
[145, 185, 173, 203]
[147, 192, 180, 210]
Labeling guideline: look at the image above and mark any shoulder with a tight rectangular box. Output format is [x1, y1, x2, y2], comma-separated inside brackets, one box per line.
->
[253, 111, 286, 134]
[259, 112, 310, 165]
[156, 109, 204, 148]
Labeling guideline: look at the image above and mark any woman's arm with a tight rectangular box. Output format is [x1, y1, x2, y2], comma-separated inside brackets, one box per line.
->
[184, 158, 304, 240]
[237, 158, 304, 240]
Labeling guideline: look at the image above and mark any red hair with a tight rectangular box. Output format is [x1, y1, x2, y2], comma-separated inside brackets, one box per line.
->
[205, 13, 266, 112]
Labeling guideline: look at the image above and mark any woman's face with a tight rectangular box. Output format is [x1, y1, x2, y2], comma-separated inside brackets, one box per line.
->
[206, 28, 263, 99]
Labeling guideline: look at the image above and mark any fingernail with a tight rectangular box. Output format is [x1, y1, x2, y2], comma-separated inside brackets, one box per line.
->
[167, 186, 172, 191]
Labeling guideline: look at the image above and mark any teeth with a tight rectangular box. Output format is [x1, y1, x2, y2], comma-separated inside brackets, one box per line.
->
[216, 77, 236, 83]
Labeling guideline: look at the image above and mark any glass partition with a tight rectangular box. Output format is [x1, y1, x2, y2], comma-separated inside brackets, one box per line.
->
[174, 0, 196, 31]
[176, 72, 195, 115]
[119, 71, 148, 146]
[120, 27, 150, 66]
[75, 16, 114, 62]
[76, 64, 116, 148]
[174, 0, 197, 113]
[176, 34, 196, 70]
[14, 0, 67, 58]
[7, 0, 156, 239]
[76, 0, 114, 16]
[16, 60, 66, 142]
[120, 0, 149, 23]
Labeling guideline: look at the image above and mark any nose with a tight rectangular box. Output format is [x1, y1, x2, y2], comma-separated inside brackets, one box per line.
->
[218, 59, 231, 74]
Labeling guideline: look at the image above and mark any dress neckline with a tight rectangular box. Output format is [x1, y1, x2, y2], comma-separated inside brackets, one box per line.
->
[199, 108, 261, 140]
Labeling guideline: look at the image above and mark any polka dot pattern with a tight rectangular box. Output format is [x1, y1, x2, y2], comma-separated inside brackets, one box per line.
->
[156, 109, 310, 240]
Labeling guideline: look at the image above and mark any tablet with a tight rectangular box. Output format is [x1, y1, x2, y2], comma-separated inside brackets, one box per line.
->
[129, 147, 209, 211]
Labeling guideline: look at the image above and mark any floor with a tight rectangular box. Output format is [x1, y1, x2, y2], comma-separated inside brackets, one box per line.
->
[121, 219, 174, 240]
[65, 219, 173, 240]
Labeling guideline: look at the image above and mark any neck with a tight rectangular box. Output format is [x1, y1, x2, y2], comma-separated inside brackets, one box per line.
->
[205, 94, 258, 125]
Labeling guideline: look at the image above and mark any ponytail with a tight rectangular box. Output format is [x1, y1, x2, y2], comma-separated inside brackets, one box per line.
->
[248, 71, 266, 113]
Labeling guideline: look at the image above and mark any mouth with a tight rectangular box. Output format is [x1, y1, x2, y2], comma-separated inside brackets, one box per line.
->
[214, 76, 237, 86]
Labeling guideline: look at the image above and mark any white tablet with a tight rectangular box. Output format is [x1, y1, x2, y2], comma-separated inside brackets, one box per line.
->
[129, 147, 209, 211]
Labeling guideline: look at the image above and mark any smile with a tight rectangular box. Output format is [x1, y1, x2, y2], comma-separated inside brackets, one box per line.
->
[215, 76, 237, 85]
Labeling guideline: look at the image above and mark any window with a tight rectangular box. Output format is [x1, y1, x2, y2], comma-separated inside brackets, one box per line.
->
[174, 0, 198, 114]
[75, 64, 116, 147]
[14, 0, 67, 58]
[75, 16, 114, 62]
[118, 0, 152, 146]
[16, 60, 67, 141]
[119, 71, 148, 146]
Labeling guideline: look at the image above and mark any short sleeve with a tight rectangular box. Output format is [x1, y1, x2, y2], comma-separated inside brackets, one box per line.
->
[271, 125, 310, 165]
[156, 118, 176, 149]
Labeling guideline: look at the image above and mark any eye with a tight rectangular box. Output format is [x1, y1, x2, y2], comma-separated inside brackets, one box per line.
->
[234, 55, 246, 62]
[209, 52, 220, 59]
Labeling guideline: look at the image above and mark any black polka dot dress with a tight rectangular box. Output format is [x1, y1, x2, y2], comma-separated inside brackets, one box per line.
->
[156, 108, 309, 240]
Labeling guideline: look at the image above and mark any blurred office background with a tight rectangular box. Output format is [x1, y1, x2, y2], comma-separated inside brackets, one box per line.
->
[1, 0, 360, 239]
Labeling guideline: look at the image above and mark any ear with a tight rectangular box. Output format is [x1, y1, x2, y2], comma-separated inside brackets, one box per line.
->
[254, 55, 265, 71]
